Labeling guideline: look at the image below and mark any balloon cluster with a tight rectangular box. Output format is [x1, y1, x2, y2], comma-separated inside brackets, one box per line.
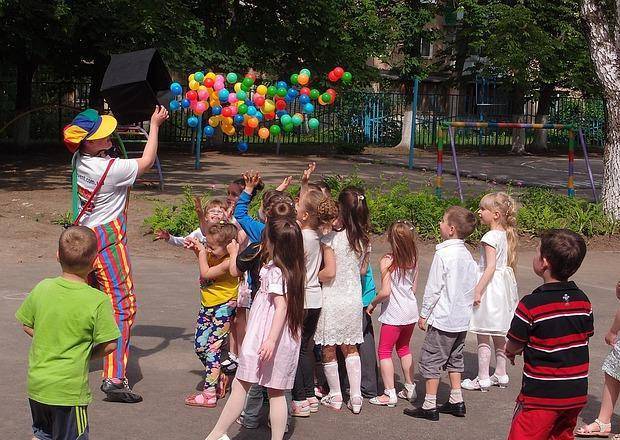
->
[168, 67, 351, 151]
[327, 66, 352, 84]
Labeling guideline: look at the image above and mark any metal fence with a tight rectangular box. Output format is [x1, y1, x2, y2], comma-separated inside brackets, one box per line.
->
[0, 74, 606, 152]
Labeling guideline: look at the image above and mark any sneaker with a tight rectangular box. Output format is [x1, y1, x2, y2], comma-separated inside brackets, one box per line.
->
[490, 374, 509, 388]
[320, 393, 343, 411]
[101, 378, 143, 403]
[461, 377, 492, 392]
[291, 400, 311, 418]
[307, 397, 320, 413]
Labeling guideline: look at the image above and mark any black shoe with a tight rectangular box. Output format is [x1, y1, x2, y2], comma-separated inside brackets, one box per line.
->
[403, 407, 439, 421]
[101, 379, 143, 403]
[437, 401, 466, 417]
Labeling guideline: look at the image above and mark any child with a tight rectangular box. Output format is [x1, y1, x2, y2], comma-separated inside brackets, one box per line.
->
[506, 229, 593, 440]
[184, 222, 239, 408]
[576, 280, 620, 437]
[462, 192, 519, 391]
[404, 207, 479, 421]
[368, 220, 419, 407]
[204, 217, 306, 440]
[16, 226, 121, 439]
[291, 188, 339, 417]
[315, 186, 370, 414]
[155, 198, 227, 246]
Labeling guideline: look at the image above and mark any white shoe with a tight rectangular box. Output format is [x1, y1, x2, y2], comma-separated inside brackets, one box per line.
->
[347, 395, 363, 414]
[461, 377, 492, 392]
[397, 384, 417, 402]
[369, 394, 397, 407]
[205, 435, 230, 440]
[320, 393, 343, 410]
[490, 374, 509, 388]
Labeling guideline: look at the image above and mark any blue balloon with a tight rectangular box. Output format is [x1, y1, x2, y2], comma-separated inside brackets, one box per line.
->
[247, 106, 257, 116]
[169, 100, 180, 111]
[170, 82, 182, 96]
[276, 81, 288, 89]
[218, 89, 230, 102]
[303, 102, 314, 114]
[234, 114, 245, 125]
[284, 95, 293, 103]
[276, 110, 287, 118]
[181, 99, 191, 109]
[237, 141, 249, 153]
[255, 111, 263, 121]
[245, 99, 253, 106]
[187, 116, 199, 128]
[299, 94, 310, 105]
[212, 106, 222, 116]
[203, 126, 215, 137]
[287, 88, 298, 98]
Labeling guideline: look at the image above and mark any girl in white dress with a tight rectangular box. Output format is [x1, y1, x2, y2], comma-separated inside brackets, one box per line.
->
[315, 186, 371, 414]
[462, 192, 519, 392]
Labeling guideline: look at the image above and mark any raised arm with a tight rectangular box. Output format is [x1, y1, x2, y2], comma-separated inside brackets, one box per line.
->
[136, 106, 169, 177]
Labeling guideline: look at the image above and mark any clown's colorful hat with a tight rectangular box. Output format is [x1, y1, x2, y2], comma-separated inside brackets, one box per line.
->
[63, 109, 117, 153]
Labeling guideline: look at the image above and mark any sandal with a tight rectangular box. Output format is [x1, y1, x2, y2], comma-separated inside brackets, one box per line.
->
[575, 419, 612, 438]
[347, 395, 363, 414]
[461, 377, 492, 392]
[369, 394, 397, 407]
[185, 392, 217, 408]
[320, 393, 343, 411]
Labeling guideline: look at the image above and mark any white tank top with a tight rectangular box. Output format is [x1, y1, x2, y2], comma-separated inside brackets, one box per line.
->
[378, 267, 419, 325]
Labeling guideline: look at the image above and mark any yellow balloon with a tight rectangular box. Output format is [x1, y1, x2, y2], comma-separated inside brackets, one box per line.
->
[198, 85, 208, 92]
[224, 116, 234, 126]
[263, 99, 275, 113]
[294, 113, 303, 120]
[208, 116, 220, 127]
[223, 125, 236, 136]
[205, 72, 216, 80]
[298, 74, 309, 85]
[256, 85, 268, 95]
[211, 91, 220, 101]
[258, 127, 270, 139]
[189, 80, 200, 91]
[188, 73, 195, 83]
[234, 82, 242, 93]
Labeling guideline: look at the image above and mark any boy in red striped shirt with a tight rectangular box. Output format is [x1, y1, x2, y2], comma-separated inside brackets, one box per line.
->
[506, 229, 593, 440]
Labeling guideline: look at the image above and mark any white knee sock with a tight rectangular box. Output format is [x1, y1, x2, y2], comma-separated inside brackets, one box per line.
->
[269, 394, 288, 440]
[323, 361, 341, 397]
[477, 343, 492, 381]
[345, 355, 362, 398]
[493, 335, 508, 377]
[422, 394, 437, 410]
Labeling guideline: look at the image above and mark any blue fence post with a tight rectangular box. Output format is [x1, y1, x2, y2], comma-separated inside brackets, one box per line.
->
[408, 77, 419, 169]
[194, 117, 202, 170]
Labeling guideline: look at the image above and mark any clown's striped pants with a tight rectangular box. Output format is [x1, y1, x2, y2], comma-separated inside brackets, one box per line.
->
[90, 214, 136, 380]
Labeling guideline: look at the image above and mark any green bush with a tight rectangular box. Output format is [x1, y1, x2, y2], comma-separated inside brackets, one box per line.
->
[143, 178, 618, 241]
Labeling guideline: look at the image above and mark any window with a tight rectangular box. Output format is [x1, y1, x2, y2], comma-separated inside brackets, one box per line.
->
[420, 38, 433, 59]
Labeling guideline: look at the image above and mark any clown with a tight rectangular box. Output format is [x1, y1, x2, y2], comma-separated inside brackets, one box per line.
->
[63, 106, 168, 403]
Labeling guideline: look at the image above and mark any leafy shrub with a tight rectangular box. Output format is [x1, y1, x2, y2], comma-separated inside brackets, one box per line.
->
[143, 178, 618, 241]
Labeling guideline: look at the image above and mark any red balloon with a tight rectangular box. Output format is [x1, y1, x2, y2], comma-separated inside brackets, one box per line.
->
[328, 71, 338, 82]
[334, 67, 344, 78]
[186, 90, 198, 101]
[263, 112, 275, 121]
[253, 95, 265, 107]
[244, 125, 255, 136]
[245, 72, 256, 81]
[204, 78, 214, 88]
[326, 88, 337, 98]
[222, 106, 233, 117]
[300, 87, 311, 96]
[276, 100, 287, 111]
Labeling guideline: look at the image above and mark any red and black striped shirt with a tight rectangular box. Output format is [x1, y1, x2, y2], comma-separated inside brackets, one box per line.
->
[507, 281, 594, 410]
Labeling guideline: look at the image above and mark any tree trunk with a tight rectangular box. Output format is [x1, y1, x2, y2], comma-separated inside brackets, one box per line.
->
[581, 0, 620, 219]
[530, 83, 556, 152]
[12, 61, 36, 146]
[510, 87, 526, 154]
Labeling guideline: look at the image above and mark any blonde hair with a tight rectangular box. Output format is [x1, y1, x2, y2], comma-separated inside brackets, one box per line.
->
[302, 189, 339, 231]
[480, 192, 518, 271]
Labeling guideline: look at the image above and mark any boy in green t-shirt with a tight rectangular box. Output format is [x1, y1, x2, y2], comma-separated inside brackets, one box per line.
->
[16, 226, 121, 440]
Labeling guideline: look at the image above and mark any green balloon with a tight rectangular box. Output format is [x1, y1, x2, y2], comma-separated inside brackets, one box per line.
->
[241, 84, 250, 92]
[309, 89, 320, 99]
[321, 93, 332, 103]
[242, 77, 254, 88]
[238, 104, 248, 115]
[237, 90, 247, 101]
[276, 87, 287, 98]
[308, 118, 319, 129]
[283, 123, 294, 133]
[267, 86, 277, 97]
[290, 73, 299, 85]
[269, 124, 281, 136]
[226, 72, 238, 83]
[292, 114, 303, 126]
[300, 68, 311, 76]
[280, 114, 292, 125]
[194, 72, 205, 82]
[342, 71, 352, 83]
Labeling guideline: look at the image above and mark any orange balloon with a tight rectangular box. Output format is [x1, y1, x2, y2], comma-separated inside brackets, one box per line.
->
[247, 117, 259, 128]
[258, 127, 270, 139]
[318, 95, 327, 106]
[298, 74, 309, 85]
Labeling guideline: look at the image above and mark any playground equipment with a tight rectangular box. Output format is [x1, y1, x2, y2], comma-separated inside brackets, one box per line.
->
[114, 125, 165, 190]
[435, 121, 598, 202]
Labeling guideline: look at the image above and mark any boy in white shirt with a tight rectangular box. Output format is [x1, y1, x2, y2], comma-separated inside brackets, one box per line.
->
[404, 206, 478, 421]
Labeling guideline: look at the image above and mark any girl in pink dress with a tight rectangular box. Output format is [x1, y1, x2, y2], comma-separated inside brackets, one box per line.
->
[204, 217, 306, 440]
